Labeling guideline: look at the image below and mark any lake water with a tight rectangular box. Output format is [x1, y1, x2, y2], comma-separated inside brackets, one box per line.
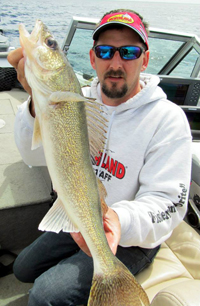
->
[1, 0, 200, 78]
[1, 0, 200, 48]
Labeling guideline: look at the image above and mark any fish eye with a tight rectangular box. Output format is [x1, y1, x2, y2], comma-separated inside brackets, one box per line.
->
[45, 37, 58, 50]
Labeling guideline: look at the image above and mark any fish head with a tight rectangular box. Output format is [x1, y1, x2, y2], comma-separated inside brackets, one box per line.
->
[19, 20, 70, 94]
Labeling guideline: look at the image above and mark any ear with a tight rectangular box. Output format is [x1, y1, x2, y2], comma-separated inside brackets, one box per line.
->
[141, 50, 150, 72]
[89, 49, 96, 70]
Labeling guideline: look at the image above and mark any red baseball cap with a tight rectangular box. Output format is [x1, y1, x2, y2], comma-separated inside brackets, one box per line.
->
[93, 11, 149, 50]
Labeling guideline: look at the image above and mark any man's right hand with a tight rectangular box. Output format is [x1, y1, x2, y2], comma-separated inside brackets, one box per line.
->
[7, 48, 35, 117]
[7, 48, 31, 95]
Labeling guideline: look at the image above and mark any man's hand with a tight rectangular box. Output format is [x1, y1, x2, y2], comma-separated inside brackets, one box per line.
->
[7, 48, 35, 117]
[71, 207, 121, 257]
[103, 206, 121, 255]
[7, 48, 32, 95]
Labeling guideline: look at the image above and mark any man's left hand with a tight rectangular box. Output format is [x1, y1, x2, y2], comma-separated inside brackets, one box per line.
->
[71, 207, 121, 257]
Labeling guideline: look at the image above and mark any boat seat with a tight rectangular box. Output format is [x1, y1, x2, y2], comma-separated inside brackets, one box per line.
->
[136, 141, 200, 305]
[136, 220, 200, 305]
[79, 221, 200, 306]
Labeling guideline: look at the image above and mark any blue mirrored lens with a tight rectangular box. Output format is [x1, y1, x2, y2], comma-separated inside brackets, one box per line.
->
[95, 46, 113, 59]
[94, 46, 143, 60]
[120, 46, 142, 60]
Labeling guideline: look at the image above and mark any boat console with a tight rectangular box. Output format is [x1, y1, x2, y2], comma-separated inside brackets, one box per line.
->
[159, 75, 200, 106]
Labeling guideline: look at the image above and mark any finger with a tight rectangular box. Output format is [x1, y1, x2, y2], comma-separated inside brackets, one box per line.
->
[17, 58, 32, 95]
[105, 230, 118, 255]
[103, 208, 121, 255]
[74, 234, 92, 257]
[16, 69, 32, 95]
[70, 232, 92, 257]
[17, 57, 26, 78]
[7, 47, 23, 69]
[103, 221, 118, 255]
[109, 241, 118, 255]
[7, 48, 32, 95]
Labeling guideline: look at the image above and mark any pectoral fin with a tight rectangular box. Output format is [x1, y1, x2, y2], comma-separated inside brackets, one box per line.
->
[49, 91, 86, 104]
[31, 116, 42, 150]
[38, 198, 79, 233]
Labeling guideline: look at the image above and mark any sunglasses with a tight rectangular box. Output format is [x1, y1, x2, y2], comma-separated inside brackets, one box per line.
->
[93, 45, 145, 60]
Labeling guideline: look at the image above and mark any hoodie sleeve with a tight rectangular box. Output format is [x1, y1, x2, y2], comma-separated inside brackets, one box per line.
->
[14, 97, 46, 166]
[112, 105, 192, 249]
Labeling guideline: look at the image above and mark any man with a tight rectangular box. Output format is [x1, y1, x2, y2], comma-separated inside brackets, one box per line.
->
[8, 9, 192, 306]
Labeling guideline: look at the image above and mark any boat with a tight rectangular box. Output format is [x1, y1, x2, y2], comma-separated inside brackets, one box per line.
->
[0, 30, 9, 52]
[0, 16, 200, 306]
[0, 29, 16, 92]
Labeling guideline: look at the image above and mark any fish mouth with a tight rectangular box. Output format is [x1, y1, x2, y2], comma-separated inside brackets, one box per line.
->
[19, 20, 43, 58]
[30, 20, 43, 42]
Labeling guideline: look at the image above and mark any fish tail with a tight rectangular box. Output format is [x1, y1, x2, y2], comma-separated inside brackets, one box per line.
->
[88, 258, 149, 306]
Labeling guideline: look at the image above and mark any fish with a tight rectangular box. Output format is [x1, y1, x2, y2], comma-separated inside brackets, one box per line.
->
[19, 20, 150, 306]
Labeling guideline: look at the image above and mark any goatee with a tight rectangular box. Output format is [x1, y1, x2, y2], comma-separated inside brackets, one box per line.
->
[102, 70, 128, 99]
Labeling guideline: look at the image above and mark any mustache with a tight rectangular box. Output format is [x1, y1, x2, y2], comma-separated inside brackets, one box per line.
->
[104, 70, 126, 79]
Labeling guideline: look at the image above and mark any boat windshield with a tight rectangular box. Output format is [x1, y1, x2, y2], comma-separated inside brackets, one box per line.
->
[62, 17, 200, 83]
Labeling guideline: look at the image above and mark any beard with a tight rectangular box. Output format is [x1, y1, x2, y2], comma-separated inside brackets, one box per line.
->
[101, 69, 128, 99]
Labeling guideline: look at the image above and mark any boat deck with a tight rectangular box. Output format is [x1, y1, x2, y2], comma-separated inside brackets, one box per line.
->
[0, 88, 52, 211]
[0, 88, 52, 305]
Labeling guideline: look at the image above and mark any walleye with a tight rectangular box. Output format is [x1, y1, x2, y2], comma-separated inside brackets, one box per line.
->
[19, 20, 150, 306]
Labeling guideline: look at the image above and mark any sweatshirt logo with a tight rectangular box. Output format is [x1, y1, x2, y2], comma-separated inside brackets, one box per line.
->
[148, 183, 187, 224]
[95, 152, 126, 180]
[174, 183, 187, 207]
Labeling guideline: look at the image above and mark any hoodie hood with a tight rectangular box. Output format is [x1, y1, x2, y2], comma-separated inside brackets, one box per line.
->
[90, 73, 167, 114]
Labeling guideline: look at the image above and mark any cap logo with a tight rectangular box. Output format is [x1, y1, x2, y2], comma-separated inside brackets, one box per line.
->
[107, 13, 134, 24]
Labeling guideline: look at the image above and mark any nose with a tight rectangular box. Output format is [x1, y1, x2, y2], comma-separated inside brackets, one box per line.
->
[109, 50, 123, 70]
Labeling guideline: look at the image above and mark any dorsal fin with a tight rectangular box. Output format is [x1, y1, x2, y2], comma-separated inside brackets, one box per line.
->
[84, 98, 108, 164]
